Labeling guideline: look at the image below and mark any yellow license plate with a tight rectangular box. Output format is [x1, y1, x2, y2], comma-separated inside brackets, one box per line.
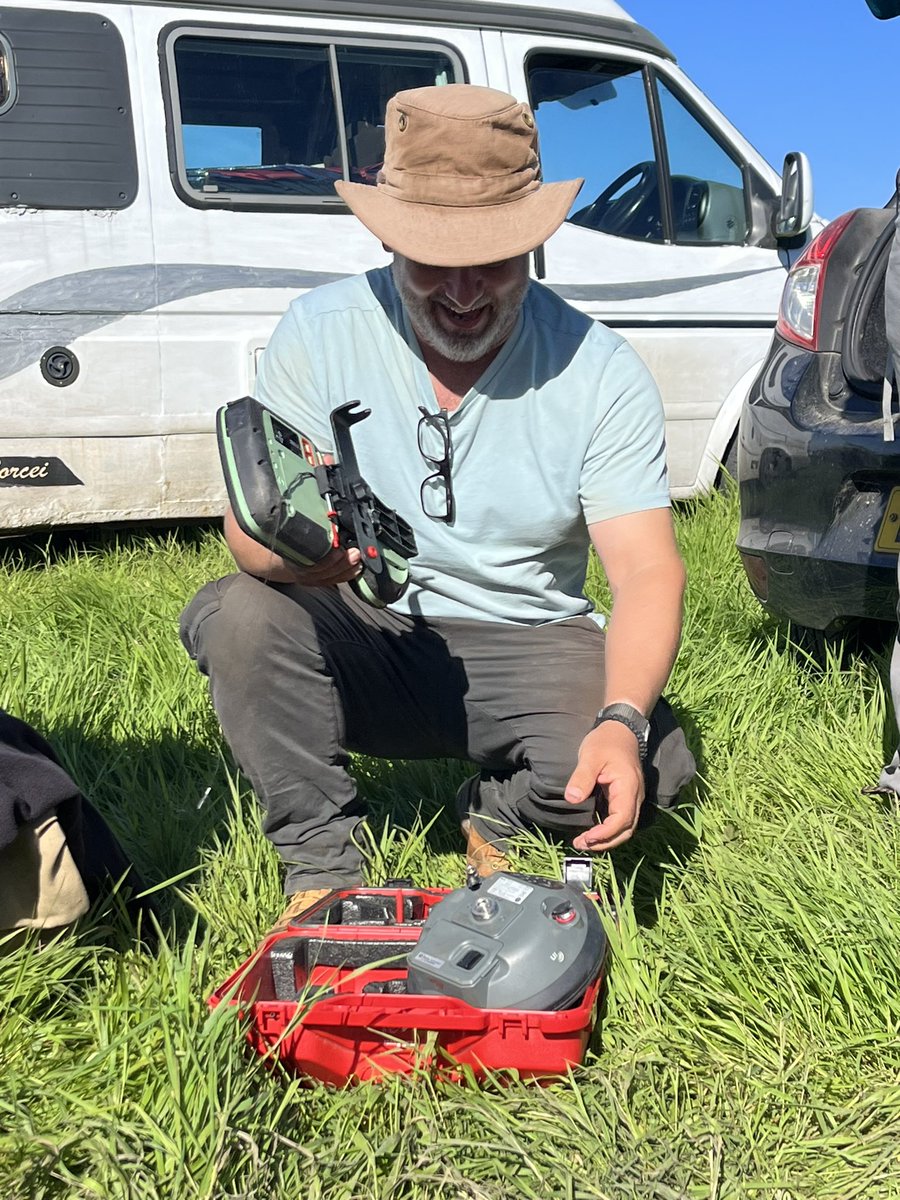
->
[875, 486, 900, 554]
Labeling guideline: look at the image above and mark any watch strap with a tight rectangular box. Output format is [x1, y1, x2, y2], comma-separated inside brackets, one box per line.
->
[593, 703, 650, 761]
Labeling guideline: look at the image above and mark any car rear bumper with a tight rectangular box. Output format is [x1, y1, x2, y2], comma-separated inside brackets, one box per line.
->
[736, 342, 900, 631]
[737, 541, 898, 631]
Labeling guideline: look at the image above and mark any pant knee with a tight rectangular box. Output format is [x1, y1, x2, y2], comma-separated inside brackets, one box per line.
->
[181, 573, 314, 679]
[480, 762, 593, 837]
[526, 750, 581, 804]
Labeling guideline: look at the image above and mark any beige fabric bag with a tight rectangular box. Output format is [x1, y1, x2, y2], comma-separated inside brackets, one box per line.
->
[0, 812, 90, 931]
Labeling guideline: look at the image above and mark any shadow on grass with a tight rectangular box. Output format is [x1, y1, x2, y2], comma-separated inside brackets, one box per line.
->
[32, 701, 706, 948]
[0, 519, 223, 571]
[33, 721, 232, 940]
[606, 696, 704, 933]
[742, 608, 894, 671]
[608, 803, 699, 930]
[742, 612, 899, 768]
[357, 755, 472, 856]
[355, 712, 706, 936]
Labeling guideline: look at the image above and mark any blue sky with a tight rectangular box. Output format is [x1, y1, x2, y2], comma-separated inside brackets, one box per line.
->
[627, 1, 900, 220]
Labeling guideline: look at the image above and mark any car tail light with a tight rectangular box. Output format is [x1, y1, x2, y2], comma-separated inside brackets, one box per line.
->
[775, 211, 857, 350]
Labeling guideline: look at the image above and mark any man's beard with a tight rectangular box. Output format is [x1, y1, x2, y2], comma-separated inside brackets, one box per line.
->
[392, 261, 528, 364]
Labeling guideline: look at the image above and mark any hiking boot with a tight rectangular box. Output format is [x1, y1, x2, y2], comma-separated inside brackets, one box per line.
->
[465, 823, 511, 877]
[456, 775, 511, 877]
[271, 887, 332, 932]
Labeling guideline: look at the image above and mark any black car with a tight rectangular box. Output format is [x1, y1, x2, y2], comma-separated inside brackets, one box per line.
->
[736, 201, 900, 638]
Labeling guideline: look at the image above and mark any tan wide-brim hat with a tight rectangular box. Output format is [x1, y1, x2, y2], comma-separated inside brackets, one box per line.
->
[335, 84, 583, 268]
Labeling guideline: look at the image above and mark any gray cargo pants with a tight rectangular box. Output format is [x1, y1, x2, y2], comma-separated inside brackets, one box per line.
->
[180, 573, 696, 893]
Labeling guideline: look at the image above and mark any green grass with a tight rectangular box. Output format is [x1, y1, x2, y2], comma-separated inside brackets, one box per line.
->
[2, 491, 900, 1200]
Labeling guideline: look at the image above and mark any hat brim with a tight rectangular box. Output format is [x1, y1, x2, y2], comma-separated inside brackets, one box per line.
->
[335, 178, 583, 267]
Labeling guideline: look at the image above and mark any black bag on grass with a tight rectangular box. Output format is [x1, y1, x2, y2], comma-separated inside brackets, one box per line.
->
[0, 709, 150, 932]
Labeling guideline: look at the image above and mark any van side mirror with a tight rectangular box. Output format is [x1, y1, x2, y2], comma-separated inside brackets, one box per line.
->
[775, 151, 814, 240]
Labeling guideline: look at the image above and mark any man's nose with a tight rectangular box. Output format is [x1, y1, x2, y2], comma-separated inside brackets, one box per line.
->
[443, 267, 485, 309]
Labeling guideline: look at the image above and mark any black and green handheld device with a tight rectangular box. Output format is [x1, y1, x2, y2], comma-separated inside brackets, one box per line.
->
[216, 396, 417, 607]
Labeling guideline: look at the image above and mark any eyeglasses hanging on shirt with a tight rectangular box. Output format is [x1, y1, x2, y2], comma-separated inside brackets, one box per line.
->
[417, 407, 455, 524]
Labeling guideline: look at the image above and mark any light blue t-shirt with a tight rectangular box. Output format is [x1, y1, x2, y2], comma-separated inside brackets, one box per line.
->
[255, 267, 669, 625]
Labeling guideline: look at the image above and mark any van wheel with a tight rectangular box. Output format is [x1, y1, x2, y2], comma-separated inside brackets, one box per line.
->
[715, 434, 738, 491]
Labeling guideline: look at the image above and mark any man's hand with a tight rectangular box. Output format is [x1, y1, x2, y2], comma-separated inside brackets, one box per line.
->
[282, 545, 363, 587]
[564, 720, 645, 852]
[224, 505, 363, 585]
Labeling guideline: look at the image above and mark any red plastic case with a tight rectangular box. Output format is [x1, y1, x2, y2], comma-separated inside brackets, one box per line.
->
[209, 885, 605, 1085]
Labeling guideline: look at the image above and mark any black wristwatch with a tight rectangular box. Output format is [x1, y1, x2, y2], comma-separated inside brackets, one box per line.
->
[592, 703, 650, 761]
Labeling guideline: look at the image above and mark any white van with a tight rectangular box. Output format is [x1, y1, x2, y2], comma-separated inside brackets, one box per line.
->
[0, 0, 812, 528]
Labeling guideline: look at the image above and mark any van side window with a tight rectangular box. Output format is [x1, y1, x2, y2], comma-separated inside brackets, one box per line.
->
[655, 77, 748, 245]
[528, 54, 663, 243]
[167, 33, 459, 207]
[0, 33, 15, 115]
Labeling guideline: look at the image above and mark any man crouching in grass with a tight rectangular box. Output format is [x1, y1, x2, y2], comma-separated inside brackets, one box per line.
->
[180, 84, 696, 931]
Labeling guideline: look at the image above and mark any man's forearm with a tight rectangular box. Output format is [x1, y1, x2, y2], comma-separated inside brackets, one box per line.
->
[223, 506, 301, 581]
[223, 505, 363, 587]
[601, 557, 686, 715]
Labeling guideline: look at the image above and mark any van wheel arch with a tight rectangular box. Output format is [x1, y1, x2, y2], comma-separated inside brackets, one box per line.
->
[715, 432, 738, 491]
